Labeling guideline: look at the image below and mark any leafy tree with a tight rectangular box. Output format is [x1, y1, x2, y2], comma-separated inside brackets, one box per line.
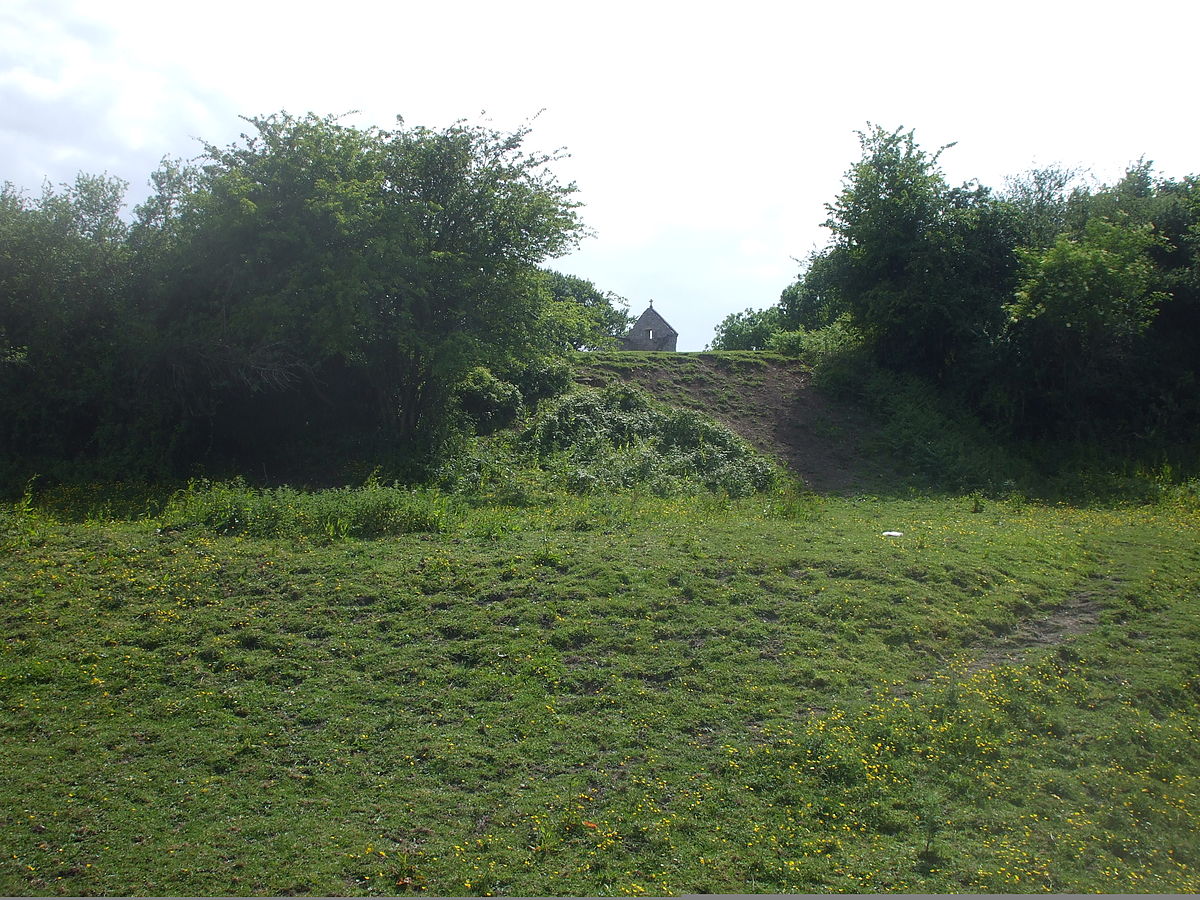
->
[540, 269, 632, 350]
[0, 175, 133, 464]
[708, 306, 783, 350]
[1001, 164, 1083, 248]
[1008, 218, 1166, 339]
[820, 126, 1016, 379]
[0, 112, 589, 484]
[779, 251, 843, 332]
[991, 163, 1200, 441]
[1004, 217, 1169, 436]
[784, 125, 1200, 452]
[1138, 174, 1200, 438]
[133, 112, 585, 469]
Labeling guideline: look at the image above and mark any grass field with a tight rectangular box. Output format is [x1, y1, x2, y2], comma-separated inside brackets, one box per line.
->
[3, 483, 1199, 895]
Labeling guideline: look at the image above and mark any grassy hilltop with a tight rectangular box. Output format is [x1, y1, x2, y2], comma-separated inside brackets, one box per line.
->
[2, 352, 1199, 896]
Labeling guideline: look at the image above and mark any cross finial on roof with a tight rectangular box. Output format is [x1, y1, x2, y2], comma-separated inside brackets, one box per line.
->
[649, 298, 654, 308]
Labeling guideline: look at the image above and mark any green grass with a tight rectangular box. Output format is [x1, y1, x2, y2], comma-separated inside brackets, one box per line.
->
[3, 485, 1199, 895]
[573, 352, 785, 416]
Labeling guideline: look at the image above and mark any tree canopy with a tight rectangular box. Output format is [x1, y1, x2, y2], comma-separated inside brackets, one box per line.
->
[721, 126, 1200, 449]
[707, 306, 782, 350]
[540, 269, 633, 350]
[0, 112, 612, 484]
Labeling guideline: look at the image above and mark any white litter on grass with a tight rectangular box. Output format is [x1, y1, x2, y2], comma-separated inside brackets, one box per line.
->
[882, 531, 904, 537]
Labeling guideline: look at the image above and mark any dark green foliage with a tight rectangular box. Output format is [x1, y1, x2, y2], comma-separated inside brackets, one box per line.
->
[140, 112, 582, 463]
[0, 112, 589, 486]
[999, 219, 1169, 438]
[0, 175, 135, 465]
[454, 367, 524, 434]
[1001, 164, 1083, 249]
[818, 126, 1017, 380]
[768, 127, 1200, 457]
[815, 349, 1028, 493]
[779, 252, 843, 331]
[988, 165, 1200, 444]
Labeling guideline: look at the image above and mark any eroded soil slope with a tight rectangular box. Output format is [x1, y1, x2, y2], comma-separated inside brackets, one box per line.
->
[573, 351, 890, 492]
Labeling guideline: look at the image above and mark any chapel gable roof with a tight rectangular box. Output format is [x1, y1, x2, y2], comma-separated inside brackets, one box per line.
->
[620, 304, 679, 351]
[631, 306, 677, 336]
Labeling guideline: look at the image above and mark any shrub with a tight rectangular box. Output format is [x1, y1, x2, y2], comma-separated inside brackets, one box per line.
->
[767, 317, 860, 365]
[507, 358, 573, 403]
[528, 384, 659, 454]
[526, 385, 777, 497]
[454, 367, 524, 435]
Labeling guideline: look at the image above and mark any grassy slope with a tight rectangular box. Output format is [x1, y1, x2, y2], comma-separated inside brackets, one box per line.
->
[2, 356, 1199, 896]
[4, 496, 1199, 895]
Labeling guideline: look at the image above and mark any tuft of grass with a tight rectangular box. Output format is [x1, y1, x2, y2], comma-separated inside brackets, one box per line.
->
[158, 478, 458, 541]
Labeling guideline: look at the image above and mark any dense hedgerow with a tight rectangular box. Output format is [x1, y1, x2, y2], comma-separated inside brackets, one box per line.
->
[3, 385, 781, 542]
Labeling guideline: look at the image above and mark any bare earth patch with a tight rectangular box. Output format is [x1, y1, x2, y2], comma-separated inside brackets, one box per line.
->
[966, 576, 1119, 673]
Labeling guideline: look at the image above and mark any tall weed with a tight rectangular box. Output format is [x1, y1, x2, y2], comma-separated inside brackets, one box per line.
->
[1, 477, 48, 547]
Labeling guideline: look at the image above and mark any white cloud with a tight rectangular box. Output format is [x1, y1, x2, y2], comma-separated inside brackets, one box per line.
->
[2, 0, 1197, 347]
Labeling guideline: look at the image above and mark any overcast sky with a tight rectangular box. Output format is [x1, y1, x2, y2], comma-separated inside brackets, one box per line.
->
[3, 0, 1197, 349]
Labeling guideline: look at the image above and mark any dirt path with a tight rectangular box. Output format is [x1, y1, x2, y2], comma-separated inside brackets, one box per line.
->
[878, 577, 1116, 704]
[964, 574, 1120, 673]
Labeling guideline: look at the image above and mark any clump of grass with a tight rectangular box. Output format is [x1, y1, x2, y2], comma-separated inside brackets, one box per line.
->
[159, 477, 457, 540]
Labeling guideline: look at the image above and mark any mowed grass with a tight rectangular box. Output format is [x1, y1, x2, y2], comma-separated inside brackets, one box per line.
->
[2, 489, 1199, 895]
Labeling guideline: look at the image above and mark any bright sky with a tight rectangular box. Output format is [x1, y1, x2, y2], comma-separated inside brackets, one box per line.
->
[3, 0, 1197, 349]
